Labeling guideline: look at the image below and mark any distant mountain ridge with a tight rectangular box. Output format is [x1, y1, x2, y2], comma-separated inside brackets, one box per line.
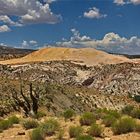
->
[0, 45, 35, 60]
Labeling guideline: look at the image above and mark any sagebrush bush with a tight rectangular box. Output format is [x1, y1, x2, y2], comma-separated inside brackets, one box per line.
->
[0, 116, 20, 132]
[105, 110, 121, 119]
[63, 109, 75, 121]
[0, 120, 12, 131]
[69, 126, 83, 138]
[30, 127, 44, 140]
[94, 109, 106, 120]
[89, 123, 103, 137]
[30, 119, 59, 140]
[131, 108, 140, 119]
[121, 105, 134, 116]
[22, 119, 39, 130]
[102, 114, 117, 127]
[80, 112, 95, 126]
[76, 135, 94, 140]
[112, 116, 136, 135]
[40, 119, 59, 136]
[8, 116, 19, 124]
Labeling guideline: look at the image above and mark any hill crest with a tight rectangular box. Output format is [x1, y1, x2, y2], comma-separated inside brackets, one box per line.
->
[0, 47, 131, 65]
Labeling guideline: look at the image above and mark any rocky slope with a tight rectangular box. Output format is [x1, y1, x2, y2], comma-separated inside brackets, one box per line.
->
[1, 61, 139, 96]
[0, 60, 140, 115]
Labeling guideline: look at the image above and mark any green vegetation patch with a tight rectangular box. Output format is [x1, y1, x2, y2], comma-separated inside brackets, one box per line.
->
[22, 119, 39, 130]
[69, 125, 83, 138]
[88, 123, 103, 137]
[112, 116, 136, 135]
[63, 109, 75, 121]
[80, 112, 96, 126]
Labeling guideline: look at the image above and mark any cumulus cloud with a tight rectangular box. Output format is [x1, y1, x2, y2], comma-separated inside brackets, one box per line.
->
[0, 43, 8, 46]
[84, 7, 107, 19]
[44, 0, 57, 3]
[56, 29, 140, 54]
[56, 28, 92, 47]
[0, 15, 22, 26]
[22, 40, 38, 48]
[0, 25, 11, 33]
[29, 40, 38, 45]
[0, 0, 61, 25]
[70, 28, 92, 42]
[114, 0, 126, 5]
[131, 0, 140, 5]
[114, 0, 140, 5]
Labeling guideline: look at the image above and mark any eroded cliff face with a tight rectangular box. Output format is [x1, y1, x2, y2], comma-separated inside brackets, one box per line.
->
[0, 61, 140, 115]
[1, 61, 140, 96]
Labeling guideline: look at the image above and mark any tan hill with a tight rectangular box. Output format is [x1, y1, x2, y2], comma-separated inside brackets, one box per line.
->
[0, 47, 131, 65]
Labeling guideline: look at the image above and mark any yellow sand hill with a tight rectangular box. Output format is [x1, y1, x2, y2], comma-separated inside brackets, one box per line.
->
[0, 47, 131, 65]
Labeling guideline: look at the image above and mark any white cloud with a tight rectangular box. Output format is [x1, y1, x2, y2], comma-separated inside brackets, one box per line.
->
[0, 0, 61, 25]
[0, 15, 22, 26]
[114, 0, 140, 5]
[44, 0, 57, 3]
[22, 40, 38, 48]
[70, 28, 92, 42]
[56, 29, 140, 54]
[29, 40, 37, 45]
[0, 43, 7, 46]
[114, 0, 126, 5]
[130, 0, 140, 5]
[0, 25, 11, 32]
[84, 7, 107, 19]
[22, 40, 29, 48]
[56, 29, 92, 47]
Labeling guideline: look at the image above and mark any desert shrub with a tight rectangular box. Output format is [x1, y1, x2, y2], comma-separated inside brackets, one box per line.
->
[57, 129, 64, 140]
[40, 119, 59, 136]
[0, 116, 20, 132]
[22, 119, 39, 130]
[63, 109, 75, 121]
[121, 105, 134, 116]
[89, 123, 103, 137]
[102, 114, 117, 127]
[8, 116, 19, 124]
[69, 126, 83, 138]
[0, 120, 12, 131]
[94, 109, 106, 120]
[30, 128, 44, 140]
[30, 119, 59, 139]
[131, 108, 140, 119]
[112, 116, 136, 135]
[80, 112, 95, 126]
[76, 135, 94, 140]
[105, 110, 121, 119]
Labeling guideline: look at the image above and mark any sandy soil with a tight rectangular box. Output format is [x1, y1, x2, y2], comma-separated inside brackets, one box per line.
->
[0, 47, 132, 66]
[0, 116, 140, 140]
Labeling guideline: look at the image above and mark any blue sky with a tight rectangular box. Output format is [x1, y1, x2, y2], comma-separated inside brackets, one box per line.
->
[0, 0, 140, 54]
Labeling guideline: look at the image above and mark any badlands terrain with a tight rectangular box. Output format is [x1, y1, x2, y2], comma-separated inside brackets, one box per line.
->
[0, 47, 140, 140]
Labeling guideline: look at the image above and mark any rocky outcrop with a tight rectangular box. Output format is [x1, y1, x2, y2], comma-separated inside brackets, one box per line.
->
[0, 61, 140, 115]
[1, 61, 140, 96]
